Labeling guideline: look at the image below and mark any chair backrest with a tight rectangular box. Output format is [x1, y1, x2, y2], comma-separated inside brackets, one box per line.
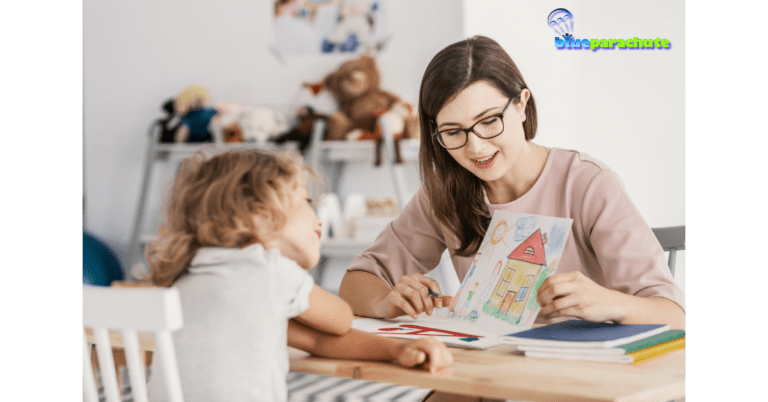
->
[651, 226, 685, 278]
[83, 285, 184, 402]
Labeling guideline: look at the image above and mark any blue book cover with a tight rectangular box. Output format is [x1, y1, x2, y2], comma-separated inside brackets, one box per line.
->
[499, 319, 670, 348]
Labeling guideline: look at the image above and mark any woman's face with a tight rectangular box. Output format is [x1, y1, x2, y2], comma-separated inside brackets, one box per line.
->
[435, 80, 529, 184]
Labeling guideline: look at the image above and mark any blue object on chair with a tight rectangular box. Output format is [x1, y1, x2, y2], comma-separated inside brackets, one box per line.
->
[83, 232, 124, 286]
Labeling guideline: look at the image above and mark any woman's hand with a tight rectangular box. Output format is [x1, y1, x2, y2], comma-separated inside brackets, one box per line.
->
[379, 273, 453, 319]
[537, 271, 625, 323]
[395, 337, 453, 373]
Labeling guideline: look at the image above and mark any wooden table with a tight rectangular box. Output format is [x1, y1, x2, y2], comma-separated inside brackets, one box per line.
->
[288, 343, 684, 402]
[86, 330, 684, 402]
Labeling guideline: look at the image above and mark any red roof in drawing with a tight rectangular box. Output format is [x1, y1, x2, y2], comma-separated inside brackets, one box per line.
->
[508, 229, 546, 265]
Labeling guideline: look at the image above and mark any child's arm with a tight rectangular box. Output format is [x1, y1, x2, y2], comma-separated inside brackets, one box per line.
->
[287, 319, 453, 373]
[293, 284, 354, 336]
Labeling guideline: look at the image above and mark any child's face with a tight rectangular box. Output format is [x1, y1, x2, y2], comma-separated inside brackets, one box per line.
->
[274, 182, 323, 270]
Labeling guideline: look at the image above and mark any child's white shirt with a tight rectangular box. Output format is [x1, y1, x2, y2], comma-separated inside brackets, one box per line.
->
[147, 243, 314, 402]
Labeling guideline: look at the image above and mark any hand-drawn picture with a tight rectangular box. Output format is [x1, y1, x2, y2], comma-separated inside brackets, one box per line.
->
[452, 212, 573, 335]
[273, 0, 388, 56]
[373, 324, 483, 341]
[351, 316, 503, 349]
[448, 252, 481, 313]
[477, 217, 512, 262]
[452, 260, 502, 323]
[470, 261, 503, 321]
[483, 229, 546, 325]
[454, 281, 479, 319]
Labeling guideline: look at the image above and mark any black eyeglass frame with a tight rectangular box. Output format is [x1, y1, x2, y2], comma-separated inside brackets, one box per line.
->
[432, 97, 516, 150]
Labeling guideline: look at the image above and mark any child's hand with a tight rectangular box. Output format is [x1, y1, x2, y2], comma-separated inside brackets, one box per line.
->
[395, 337, 453, 373]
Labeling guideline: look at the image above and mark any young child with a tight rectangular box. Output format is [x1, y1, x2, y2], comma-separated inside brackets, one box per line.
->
[145, 149, 452, 402]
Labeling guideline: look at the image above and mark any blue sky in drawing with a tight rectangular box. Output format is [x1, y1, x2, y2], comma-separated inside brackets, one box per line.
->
[513, 215, 539, 242]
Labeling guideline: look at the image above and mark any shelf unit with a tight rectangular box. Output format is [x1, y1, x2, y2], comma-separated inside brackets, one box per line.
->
[304, 119, 420, 287]
[306, 119, 418, 239]
[314, 138, 420, 162]
[305, 122, 459, 296]
[126, 117, 421, 289]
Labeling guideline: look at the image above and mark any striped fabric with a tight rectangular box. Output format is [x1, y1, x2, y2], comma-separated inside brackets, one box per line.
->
[93, 367, 430, 402]
[288, 371, 431, 402]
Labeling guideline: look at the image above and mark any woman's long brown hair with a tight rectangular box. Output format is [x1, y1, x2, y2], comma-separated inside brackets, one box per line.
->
[418, 36, 538, 256]
[146, 149, 310, 287]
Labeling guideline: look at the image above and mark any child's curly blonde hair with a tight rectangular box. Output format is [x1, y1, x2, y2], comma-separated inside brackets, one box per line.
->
[147, 148, 318, 287]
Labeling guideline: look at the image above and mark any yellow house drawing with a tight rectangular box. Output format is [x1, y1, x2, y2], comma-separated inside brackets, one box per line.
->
[489, 229, 546, 320]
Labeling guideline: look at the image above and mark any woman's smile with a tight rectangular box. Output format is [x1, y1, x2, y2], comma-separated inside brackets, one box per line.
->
[470, 151, 499, 169]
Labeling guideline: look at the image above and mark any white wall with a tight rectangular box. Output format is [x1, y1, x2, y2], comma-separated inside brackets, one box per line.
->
[463, 0, 685, 291]
[84, 0, 463, 268]
[84, 0, 684, 292]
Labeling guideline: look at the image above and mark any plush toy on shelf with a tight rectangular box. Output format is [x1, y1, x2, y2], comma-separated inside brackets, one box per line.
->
[211, 103, 290, 144]
[174, 85, 219, 143]
[220, 122, 244, 143]
[304, 55, 419, 166]
[155, 98, 183, 143]
[270, 105, 327, 153]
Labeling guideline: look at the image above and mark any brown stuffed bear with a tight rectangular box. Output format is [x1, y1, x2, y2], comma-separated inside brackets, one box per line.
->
[305, 55, 419, 165]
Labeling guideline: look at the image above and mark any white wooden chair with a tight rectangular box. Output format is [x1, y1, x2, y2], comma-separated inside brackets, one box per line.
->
[83, 285, 184, 402]
[652, 225, 685, 278]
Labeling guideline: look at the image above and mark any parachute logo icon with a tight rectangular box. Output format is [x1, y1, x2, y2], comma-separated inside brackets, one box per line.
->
[547, 8, 574, 40]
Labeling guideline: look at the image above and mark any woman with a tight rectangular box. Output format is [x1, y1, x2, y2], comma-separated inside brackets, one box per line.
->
[339, 34, 684, 343]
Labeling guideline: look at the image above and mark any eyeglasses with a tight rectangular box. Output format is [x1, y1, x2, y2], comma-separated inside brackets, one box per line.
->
[433, 98, 514, 150]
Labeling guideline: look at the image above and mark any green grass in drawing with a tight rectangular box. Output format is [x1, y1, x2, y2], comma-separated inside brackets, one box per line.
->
[527, 267, 549, 311]
[482, 301, 520, 324]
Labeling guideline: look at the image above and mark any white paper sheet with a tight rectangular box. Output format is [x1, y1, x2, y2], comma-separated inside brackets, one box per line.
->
[448, 212, 573, 335]
[352, 314, 504, 349]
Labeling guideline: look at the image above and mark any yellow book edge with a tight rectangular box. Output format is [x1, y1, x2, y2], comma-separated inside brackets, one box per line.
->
[630, 337, 685, 364]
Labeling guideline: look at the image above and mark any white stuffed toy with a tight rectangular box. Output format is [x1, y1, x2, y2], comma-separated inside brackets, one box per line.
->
[212, 103, 290, 143]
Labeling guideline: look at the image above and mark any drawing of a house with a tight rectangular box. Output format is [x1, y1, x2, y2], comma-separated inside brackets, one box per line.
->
[489, 229, 546, 321]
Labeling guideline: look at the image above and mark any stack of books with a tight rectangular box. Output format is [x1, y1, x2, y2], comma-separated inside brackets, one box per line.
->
[499, 319, 685, 364]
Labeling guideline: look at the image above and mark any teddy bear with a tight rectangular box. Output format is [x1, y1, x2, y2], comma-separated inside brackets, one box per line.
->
[270, 105, 327, 153]
[305, 55, 419, 166]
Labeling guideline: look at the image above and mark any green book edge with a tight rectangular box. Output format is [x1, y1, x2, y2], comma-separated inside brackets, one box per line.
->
[619, 330, 685, 353]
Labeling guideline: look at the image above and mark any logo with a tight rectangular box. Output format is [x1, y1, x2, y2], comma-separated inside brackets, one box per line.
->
[547, 8, 574, 41]
[548, 8, 671, 52]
